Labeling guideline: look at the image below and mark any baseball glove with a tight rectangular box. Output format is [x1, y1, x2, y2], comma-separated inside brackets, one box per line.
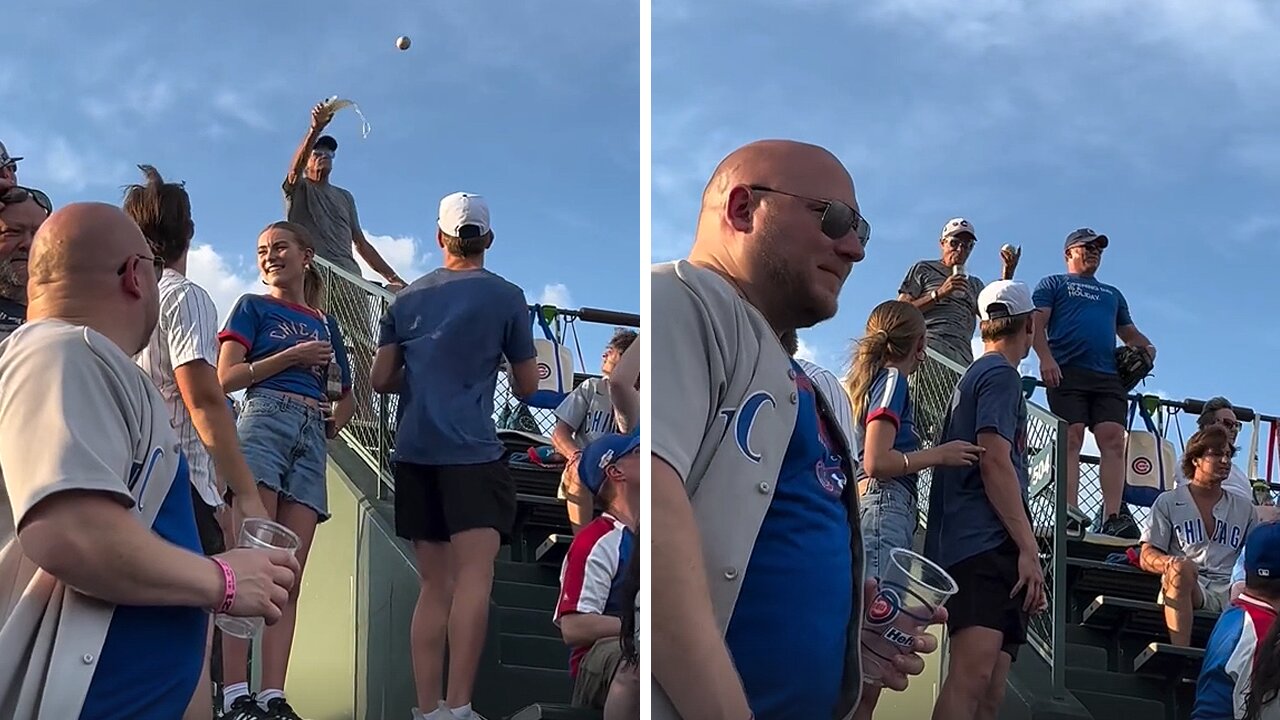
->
[1115, 345, 1154, 391]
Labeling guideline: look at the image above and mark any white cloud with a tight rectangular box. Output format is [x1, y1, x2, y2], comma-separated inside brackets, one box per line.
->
[538, 283, 573, 309]
[212, 89, 272, 131]
[795, 336, 821, 365]
[354, 232, 432, 286]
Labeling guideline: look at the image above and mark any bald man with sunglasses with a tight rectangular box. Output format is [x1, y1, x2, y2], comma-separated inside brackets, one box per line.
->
[652, 139, 943, 720]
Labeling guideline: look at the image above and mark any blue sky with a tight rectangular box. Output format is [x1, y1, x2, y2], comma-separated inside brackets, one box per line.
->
[4, 0, 638, 372]
[654, 0, 1280, 462]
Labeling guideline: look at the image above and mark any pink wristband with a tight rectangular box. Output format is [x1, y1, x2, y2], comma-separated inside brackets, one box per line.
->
[212, 557, 236, 613]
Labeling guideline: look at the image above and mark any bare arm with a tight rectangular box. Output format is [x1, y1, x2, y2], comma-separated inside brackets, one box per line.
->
[1117, 324, 1156, 360]
[559, 612, 622, 648]
[652, 457, 753, 719]
[352, 228, 404, 287]
[370, 344, 405, 394]
[976, 432, 1038, 553]
[174, 361, 267, 518]
[897, 291, 938, 313]
[217, 340, 301, 394]
[333, 392, 355, 432]
[19, 491, 224, 608]
[1032, 308, 1054, 363]
[285, 104, 329, 192]
[1139, 543, 1174, 575]
[862, 419, 972, 477]
[509, 358, 540, 400]
[551, 421, 584, 459]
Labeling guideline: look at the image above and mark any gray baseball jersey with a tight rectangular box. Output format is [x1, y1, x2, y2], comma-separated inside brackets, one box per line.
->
[553, 376, 618, 445]
[0, 320, 187, 719]
[1142, 484, 1256, 583]
[651, 260, 865, 720]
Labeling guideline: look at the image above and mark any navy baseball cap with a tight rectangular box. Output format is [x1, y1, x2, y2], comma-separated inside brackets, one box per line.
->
[578, 432, 640, 496]
[314, 135, 338, 152]
[1064, 227, 1109, 251]
[1246, 522, 1280, 578]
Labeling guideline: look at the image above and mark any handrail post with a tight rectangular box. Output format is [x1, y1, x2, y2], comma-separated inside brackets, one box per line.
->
[1051, 417, 1069, 697]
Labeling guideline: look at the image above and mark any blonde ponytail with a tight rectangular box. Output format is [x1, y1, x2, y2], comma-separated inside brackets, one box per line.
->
[844, 300, 927, 424]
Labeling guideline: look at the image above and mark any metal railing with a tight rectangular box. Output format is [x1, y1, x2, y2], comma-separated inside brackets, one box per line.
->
[312, 256, 639, 496]
[909, 348, 1070, 696]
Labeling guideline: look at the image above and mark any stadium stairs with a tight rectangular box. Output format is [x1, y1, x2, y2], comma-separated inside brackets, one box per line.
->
[289, 436, 600, 720]
[997, 525, 1209, 720]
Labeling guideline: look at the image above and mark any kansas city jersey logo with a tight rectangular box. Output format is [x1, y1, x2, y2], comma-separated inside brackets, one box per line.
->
[719, 391, 776, 464]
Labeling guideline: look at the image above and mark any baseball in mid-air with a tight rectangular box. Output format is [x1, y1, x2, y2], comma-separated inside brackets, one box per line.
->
[396, 35, 411, 50]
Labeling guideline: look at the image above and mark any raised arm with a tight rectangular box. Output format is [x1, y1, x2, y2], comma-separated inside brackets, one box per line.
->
[609, 335, 640, 433]
[284, 103, 331, 193]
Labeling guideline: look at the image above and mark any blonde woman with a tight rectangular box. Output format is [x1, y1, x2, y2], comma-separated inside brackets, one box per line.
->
[847, 300, 984, 719]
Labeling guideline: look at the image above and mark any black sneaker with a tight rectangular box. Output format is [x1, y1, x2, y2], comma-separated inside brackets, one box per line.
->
[221, 695, 269, 720]
[263, 697, 305, 720]
[1100, 513, 1140, 539]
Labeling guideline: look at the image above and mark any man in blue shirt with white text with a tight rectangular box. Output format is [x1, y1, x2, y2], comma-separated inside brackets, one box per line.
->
[1032, 228, 1156, 539]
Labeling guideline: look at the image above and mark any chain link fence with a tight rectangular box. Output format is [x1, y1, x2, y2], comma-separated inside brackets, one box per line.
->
[312, 257, 634, 493]
[909, 348, 1070, 692]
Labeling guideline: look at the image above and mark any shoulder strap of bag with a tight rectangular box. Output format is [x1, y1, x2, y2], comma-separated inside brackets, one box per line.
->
[530, 304, 556, 342]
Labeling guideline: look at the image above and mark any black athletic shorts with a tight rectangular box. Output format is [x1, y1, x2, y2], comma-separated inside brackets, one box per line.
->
[946, 539, 1029, 661]
[191, 485, 227, 556]
[393, 461, 517, 543]
[1045, 366, 1127, 429]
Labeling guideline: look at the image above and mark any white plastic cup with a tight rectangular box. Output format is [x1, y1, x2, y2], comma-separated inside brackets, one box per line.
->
[861, 548, 959, 686]
[213, 517, 300, 639]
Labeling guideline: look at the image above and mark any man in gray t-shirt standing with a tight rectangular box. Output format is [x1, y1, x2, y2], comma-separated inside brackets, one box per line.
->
[898, 217, 1020, 367]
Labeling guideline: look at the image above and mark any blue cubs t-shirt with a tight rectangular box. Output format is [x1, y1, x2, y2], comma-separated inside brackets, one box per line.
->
[725, 361, 853, 719]
[378, 268, 537, 466]
[924, 353, 1030, 569]
[852, 367, 921, 495]
[1032, 273, 1133, 375]
[80, 454, 207, 720]
[218, 294, 352, 401]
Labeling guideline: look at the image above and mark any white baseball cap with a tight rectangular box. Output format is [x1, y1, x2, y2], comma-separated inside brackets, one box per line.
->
[941, 217, 977, 241]
[438, 192, 490, 237]
[977, 280, 1035, 321]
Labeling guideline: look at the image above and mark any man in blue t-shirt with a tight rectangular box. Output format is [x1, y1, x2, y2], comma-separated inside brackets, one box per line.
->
[1032, 228, 1157, 539]
[371, 192, 539, 720]
[926, 280, 1046, 720]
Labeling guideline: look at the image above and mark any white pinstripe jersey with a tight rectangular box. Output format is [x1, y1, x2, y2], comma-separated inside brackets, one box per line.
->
[135, 269, 222, 507]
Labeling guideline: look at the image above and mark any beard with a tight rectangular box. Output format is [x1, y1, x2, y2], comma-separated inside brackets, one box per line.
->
[755, 224, 839, 330]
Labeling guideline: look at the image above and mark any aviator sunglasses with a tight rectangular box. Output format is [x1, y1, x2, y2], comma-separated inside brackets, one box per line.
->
[0, 186, 52, 216]
[749, 185, 871, 247]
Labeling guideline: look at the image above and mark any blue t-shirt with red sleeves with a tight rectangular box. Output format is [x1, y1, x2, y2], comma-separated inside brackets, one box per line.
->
[724, 360, 853, 719]
[217, 294, 351, 401]
[852, 367, 920, 495]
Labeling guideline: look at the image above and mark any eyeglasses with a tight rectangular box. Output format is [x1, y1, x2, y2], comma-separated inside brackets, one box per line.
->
[1074, 242, 1105, 255]
[943, 236, 975, 249]
[0, 186, 52, 216]
[748, 185, 871, 247]
[117, 253, 166, 279]
[311, 149, 335, 160]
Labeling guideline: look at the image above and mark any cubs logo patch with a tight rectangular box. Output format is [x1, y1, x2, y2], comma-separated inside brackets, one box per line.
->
[866, 586, 901, 627]
[1131, 457, 1152, 475]
[537, 362, 552, 381]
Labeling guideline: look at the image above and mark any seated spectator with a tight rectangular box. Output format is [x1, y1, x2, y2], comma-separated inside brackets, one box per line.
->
[553, 432, 639, 711]
[1140, 426, 1256, 646]
[551, 329, 638, 532]
[1193, 522, 1280, 719]
[1178, 397, 1252, 501]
